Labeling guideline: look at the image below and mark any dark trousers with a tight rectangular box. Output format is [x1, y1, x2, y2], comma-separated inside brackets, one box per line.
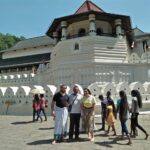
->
[121, 121, 129, 135]
[40, 108, 47, 120]
[35, 109, 43, 122]
[131, 113, 146, 135]
[69, 113, 81, 139]
[101, 112, 106, 130]
[33, 109, 37, 121]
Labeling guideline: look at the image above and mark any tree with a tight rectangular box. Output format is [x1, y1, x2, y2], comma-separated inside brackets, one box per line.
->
[0, 33, 25, 51]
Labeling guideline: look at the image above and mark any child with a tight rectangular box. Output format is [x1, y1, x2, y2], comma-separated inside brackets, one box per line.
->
[106, 103, 117, 136]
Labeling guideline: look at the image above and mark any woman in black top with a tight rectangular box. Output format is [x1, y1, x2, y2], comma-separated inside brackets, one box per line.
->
[131, 90, 149, 140]
[117, 91, 132, 145]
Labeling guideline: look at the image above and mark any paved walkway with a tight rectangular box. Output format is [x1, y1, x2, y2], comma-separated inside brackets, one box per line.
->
[0, 115, 150, 150]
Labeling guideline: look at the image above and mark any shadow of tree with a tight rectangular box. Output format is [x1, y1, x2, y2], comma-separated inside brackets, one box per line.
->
[27, 139, 53, 145]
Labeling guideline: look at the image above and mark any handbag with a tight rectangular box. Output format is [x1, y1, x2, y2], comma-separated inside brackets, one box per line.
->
[68, 95, 77, 113]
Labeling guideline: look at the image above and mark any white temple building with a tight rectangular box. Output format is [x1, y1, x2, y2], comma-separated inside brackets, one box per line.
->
[0, 0, 150, 115]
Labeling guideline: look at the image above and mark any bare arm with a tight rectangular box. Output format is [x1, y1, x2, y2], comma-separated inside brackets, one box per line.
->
[51, 100, 56, 117]
[80, 103, 84, 112]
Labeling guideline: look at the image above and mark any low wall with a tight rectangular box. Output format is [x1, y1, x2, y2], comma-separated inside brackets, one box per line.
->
[0, 101, 150, 116]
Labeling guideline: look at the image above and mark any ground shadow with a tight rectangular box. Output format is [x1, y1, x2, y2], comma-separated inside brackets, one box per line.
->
[39, 127, 54, 130]
[95, 122, 102, 125]
[11, 121, 33, 125]
[66, 138, 89, 143]
[95, 136, 130, 148]
[27, 139, 53, 145]
[27, 138, 89, 145]
[94, 133, 109, 137]
[131, 138, 145, 141]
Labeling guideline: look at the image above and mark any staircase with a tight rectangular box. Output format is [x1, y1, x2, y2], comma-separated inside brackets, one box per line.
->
[80, 36, 129, 63]
[92, 36, 129, 63]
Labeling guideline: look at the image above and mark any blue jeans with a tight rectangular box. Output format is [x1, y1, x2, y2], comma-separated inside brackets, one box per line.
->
[121, 121, 128, 135]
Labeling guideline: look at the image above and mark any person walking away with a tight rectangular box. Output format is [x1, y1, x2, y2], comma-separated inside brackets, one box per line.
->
[99, 95, 107, 131]
[51, 84, 69, 144]
[68, 85, 83, 141]
[81, 88, 96, 142]
[39, 94, 47, 121]
[130, 90, 149, 140]
[117, 91, 132, 145]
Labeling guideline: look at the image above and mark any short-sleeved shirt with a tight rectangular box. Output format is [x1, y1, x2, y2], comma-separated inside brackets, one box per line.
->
[40, 98, 46, 108]
[131, 97, 139, 113]
[69, 93, 83, 114]
[53, 92, 69, 108]
[81, 95, 96, 108]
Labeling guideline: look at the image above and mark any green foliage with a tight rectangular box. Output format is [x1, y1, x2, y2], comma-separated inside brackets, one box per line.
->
[0, 33, 25, 51]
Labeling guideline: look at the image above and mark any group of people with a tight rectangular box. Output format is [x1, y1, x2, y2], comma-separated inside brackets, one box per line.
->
[99, 90, 149, 145]
[49, 84, 149, 145]
[32, 94, 48, 122]
[51, 84, 96, 144]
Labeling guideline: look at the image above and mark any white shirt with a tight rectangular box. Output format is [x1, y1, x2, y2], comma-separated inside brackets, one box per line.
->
[69, 93, 83, 114]
[131, 97, 139, 113]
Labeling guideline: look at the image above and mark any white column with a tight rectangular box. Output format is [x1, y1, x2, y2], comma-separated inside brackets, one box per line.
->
[89, 14, 96, 36]
[115, 19, 122, 39]
[61, 21, 67, 40]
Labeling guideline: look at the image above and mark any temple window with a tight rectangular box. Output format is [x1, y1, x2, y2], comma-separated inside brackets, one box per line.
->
[58, 30, 62, 41]
[0, 53, 2, 59]
[78, 28, 86, 37]
[74, 43, 79, 50]
[143, 40, 148, 52]
[96, 28, 103, 35]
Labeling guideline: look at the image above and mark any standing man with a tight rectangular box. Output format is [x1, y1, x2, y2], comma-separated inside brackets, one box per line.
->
[98, 95, 107, 131]
[51, 84, 69, 144]
[68, 85, 83, 141]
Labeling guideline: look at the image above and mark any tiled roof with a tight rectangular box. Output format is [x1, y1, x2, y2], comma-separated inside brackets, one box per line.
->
[75, 0, 105, 14]
[1, 36, 55, 52]
[0, 53, 51, 68]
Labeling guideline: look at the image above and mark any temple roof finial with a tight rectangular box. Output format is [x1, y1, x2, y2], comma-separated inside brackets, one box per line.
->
[75, 0, 105, 14]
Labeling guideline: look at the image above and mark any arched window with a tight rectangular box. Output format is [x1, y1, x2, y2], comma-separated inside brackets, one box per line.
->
[78, 28, 86, 37]
[57, 29, 62, 41]
[74, 43, 79, 50]
[143, 40, 148, 52]
[96, 28, 103, 35]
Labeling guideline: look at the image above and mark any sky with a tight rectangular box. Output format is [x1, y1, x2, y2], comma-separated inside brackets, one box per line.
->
[0, 0, 150, 38]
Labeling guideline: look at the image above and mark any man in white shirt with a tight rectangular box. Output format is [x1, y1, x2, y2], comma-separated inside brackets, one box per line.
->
[68, 85, 83, 141]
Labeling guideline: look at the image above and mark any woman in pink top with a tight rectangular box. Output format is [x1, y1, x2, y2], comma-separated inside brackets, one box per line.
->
[39, 94, 47, 121]
[32, 94, 43, 122]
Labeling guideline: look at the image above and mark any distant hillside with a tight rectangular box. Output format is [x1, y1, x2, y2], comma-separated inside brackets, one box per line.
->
[0, 33, 25, 51]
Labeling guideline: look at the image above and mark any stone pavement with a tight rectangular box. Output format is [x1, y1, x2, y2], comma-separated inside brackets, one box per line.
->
[0, 115, 150, 150]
